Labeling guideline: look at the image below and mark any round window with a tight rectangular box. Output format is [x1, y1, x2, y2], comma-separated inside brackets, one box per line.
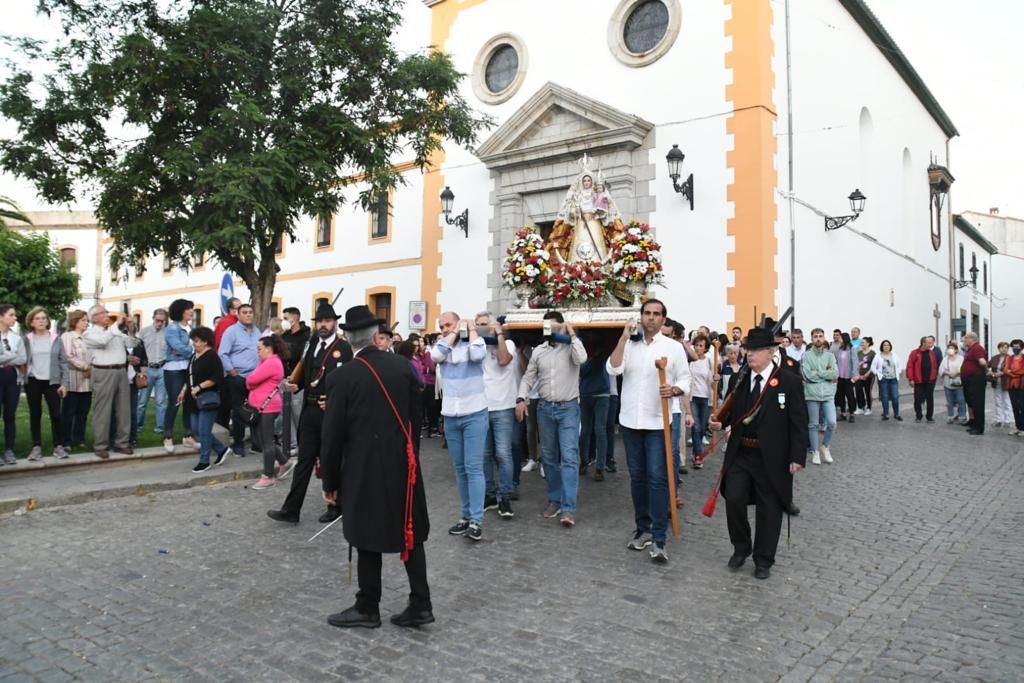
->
[623, 0, 670, 54]
[485, 44, 519, 94]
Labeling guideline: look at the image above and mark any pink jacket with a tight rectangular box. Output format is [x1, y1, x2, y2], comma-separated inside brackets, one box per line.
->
[245, 354, 284, 413]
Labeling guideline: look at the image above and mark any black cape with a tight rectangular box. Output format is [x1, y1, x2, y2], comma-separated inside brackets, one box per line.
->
[321, 347, 429, 553]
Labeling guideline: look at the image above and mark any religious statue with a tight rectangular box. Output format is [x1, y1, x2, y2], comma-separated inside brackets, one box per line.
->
[545, 155, 626, 265]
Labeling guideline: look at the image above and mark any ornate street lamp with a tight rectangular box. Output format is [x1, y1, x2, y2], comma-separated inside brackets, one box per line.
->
[928, 161, 954, 251]
[439, 186, 469, 238]
[953, 263, 979, 290]
[665, 144, 694, 211]
[824, 189, 867, 231]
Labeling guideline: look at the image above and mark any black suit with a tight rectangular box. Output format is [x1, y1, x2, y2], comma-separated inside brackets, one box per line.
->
[720, 364, 809, 568]
[322, 347, 430, 612]
[279, 335, 353, 517]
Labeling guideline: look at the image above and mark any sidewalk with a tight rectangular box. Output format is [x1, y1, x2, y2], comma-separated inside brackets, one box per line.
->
[0, 428, 264, 514]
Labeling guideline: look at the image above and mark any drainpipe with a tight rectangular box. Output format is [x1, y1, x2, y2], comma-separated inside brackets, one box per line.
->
[946, 138, 955, 342]
[785, 0, 796, 329]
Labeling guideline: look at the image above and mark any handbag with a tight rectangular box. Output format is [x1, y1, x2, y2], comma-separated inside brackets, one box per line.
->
[240, 385, 279, 426]
[133, 372, 148, 389]
[188, 353, 220, 410]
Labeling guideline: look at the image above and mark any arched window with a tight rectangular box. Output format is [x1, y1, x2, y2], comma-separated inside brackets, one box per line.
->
[59, 247, 77, 267]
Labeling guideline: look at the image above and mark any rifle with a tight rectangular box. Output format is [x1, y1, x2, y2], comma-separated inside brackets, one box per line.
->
[288, 286, 344, 384]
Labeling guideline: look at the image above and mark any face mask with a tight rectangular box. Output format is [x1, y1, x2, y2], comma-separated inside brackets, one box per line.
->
[1013, 346, 1022, 355]
[947, 348, 957, 356]
[280, 319, 291, 331]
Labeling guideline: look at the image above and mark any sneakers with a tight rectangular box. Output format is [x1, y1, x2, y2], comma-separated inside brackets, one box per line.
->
[27, 446, 43, 461]
[947, 417, 956, 424]
[213, 447, 232, 467]
[606, 462, 617, 473]
[497, 499, 514, 519]
[521, 459, 538, 473]
[3, 450, 16, 465]
[483, 495, 499, 511]
[628, 530, 653, 551]
[162, 438, 174, 454]
[693, 453, 705, 469]
[278, 459, 297, 480]
[863, 409, 872, 416]
[593, 469, 605, 482]
[448, 519, 470, 536]
[818, 425, 826, 433]
[811, 451, 821, 465]
[881, 415, 889, 421]
[894, 415, 903, 422]
[53, 445, 68, 459]
[192, 461, 211, 473]
[539, 463, 546, 479]
[182, 436, 199, 449]
[542, 502, 562, 518]
[853, 409, 864, 416]
[466, 523, 483, 541]
[650, 543, 668, 564]
[252, 475, 275, 490]
[819, 446, 833, 464]
[560, 513, 575, 528]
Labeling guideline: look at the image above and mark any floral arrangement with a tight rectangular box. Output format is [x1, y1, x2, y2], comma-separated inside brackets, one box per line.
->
[609, 220, 664, 286]
[540, 260, 609, 306]
[501, 226, 551, 290]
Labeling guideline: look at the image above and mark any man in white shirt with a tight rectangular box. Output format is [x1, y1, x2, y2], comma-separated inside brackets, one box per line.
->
[83, 304, 133, 459]
[136, 309, 168, 434]
[787, 328, 807, 362]
[607, 299, 692, 563]
[475, 312, 517, 519]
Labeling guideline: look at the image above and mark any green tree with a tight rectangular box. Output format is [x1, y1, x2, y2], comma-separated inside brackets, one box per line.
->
[0, 230, 79, 324]
[0, 0, 487, 325]
[0, 196, 31, 228]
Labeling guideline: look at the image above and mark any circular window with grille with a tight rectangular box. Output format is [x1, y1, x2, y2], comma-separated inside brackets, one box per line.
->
[608, 0, 681, 67]
[473, 34, 528, 104]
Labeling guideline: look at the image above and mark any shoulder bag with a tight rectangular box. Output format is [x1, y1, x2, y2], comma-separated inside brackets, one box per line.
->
[240, 384, 279, 426]
[190, 354, 221, 410]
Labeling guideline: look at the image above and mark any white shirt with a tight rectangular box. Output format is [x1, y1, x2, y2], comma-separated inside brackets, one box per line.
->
[608, 332, 691, 430]
[82, 324, 129, 365]
[482, 338, 518, 411]
[787, 343, 806, 362]
[750, 364, 773, 397]
[689, 354, 714, 399]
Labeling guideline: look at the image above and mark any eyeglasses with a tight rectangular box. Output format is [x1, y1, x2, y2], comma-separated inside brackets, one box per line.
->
[154, 318, 167, 323]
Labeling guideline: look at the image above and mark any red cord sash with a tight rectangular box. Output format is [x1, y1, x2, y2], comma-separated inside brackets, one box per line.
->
[354, 357, 417, 561]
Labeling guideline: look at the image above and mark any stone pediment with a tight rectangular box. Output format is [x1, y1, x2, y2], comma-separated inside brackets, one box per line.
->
[475, 82, 654, 170]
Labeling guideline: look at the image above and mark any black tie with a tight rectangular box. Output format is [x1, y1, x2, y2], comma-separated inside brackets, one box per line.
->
[748, 374, 763, 412]
[315, 340, 328, 360]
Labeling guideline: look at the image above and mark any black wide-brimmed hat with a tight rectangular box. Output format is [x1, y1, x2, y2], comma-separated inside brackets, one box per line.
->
[743, 327, 778, 350]
[340, 304, 386, 331]
[314, 302, 340, 321]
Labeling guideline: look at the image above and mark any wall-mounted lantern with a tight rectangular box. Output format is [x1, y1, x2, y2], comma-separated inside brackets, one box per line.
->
[440, 186, 469, 238]
[824, 189, 867, 231]
[665, 144, 694, 211]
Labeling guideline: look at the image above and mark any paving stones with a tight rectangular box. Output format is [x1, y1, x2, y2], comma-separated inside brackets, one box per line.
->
[0, 419, 1022, 680]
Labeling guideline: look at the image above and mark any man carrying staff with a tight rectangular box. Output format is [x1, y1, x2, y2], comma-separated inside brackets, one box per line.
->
[709, 326, 808, 580]
[607, 299, 691, 564]
[267, 303, 352, 525]
[321, 305, 431, 629]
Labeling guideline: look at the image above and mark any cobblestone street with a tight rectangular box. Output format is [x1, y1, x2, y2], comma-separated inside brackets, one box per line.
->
[2, 418, 1022, 682]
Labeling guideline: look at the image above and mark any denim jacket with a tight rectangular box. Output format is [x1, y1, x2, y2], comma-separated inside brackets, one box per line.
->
[165, 323, 192, 363]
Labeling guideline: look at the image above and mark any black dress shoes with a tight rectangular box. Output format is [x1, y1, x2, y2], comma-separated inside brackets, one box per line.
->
[319, 507, 342, 524]
[327, 605, 381, 629]
[390, 603, 435, 627]
[754, 566, 771, 580]
[789, 504, 801, 516]
[727, 552, 748, 569]
[267, 509, 299, 524]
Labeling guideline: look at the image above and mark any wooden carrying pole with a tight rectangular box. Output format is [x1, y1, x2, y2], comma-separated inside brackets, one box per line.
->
[655, 357, 680, 537]
[709, 342, 721, 453]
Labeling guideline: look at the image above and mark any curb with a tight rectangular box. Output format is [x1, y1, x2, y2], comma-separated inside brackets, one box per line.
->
[0, 444, 203, 479]
[0, 466, 263, 515]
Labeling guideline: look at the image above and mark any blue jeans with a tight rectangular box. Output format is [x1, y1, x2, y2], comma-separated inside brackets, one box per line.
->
[483, 408, 515, 500]
[189, 408, 225, 465]
[943, 386, 966, 419]
[162, 369, 194, 438]
[579, 395, 609, 469]
[878, 378, 900, 417]
[537, 399, 580, 513]
[621, 426, 669, 545]
[606, 394, 619, 466]
[136, 366, 166, 432]
[806, 400, 837, 451]
[444, 409, 488, 524]
[512, 415, 525, 487]
[691, 396, 710, 455]
[670, 413, 682, 481]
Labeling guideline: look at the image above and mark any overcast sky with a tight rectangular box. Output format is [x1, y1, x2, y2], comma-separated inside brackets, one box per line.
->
[1, 0, 1020, 217]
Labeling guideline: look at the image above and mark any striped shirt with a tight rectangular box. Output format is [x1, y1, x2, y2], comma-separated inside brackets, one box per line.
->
[61, 331, 92, 392]
[431, 337, 487, 417]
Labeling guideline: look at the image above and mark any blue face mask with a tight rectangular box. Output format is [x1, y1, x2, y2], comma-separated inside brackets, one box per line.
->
[545, 332, 573, 345]
[1013, 346, 1023, 355]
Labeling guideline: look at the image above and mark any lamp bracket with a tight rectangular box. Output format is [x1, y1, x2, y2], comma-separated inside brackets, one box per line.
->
[824, 214, 859, 232]
[444, 209, 469, 238]
[671, 173, 694, 211]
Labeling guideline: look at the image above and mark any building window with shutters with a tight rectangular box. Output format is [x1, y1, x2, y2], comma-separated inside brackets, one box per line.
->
[958, 243, 964, 280]
[315, 213, 333, 251]
[59, 247, 77, 268]
[371, 292, 392, 325]
[368, 192, 392, 242]
[983, 262, 987, 294]
[162, 254, 173, 274]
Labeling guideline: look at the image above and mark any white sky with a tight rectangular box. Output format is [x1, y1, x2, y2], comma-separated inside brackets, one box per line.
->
[1, 0, 1020, 217]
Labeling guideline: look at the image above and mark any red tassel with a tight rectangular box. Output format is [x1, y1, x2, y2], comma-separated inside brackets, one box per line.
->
[703, 466, 724, 517]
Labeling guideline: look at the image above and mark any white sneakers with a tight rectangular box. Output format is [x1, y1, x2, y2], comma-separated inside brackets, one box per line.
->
[182, 436, 199, 449]
[521, 460, 538, 473]
[853, 409, 864, 416]
[820, 446, 834, 463]
[811, 451, 821, 465]
[27, 446, 43, 461]
[863, 409, 872, 416]
[162, 438, 174, 454]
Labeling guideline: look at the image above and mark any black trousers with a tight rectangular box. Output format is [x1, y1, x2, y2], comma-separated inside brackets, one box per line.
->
[724, 448, 784, 569]
[855, 375, 874, 410]
[835, 378, 856, 414]
[964, 374, 987, 433]
[913, 382, 936, 420]
[355, 544, 430, 612]
[224, 374, 250, 449]
[281, 403, 336, 516]
[26, 377, 61, 447]
[422, 388, 439, 433]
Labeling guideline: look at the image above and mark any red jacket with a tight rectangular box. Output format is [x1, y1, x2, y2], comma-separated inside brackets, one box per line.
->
[213, 314, 238, 351]
[906, 347, 939, 384]
[1005, 353, 1024, 390]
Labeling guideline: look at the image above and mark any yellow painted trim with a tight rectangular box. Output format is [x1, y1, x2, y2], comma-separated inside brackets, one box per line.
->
[421, 0, 488, 328]
[313, 213, 335, 253]
[724, 0, 778, 331]
[344, 160, 419, 185]
[367, 190, 394, 244]
[365, 286, 398, 328]
[310, 291, 332, 319]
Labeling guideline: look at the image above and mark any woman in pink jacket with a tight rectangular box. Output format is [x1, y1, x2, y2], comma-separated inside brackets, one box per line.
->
[247, 336, 293, 489]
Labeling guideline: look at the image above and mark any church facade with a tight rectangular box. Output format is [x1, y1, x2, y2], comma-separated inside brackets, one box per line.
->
[89, 0, 963, 353]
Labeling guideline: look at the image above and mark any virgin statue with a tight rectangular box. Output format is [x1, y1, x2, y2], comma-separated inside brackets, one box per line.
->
[545, 155, 625, 265]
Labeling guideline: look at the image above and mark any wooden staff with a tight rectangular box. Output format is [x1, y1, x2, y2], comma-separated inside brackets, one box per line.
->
[655, 357, 680, 537]
[709, 341, 721, 453]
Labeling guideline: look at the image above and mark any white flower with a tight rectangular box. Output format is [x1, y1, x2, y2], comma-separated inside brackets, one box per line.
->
[636, 262, 649, 273]
[525, 265, 538, 277]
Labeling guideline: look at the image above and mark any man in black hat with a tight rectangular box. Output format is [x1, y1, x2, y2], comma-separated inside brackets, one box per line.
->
[709, 326, 808, 580]
[267, 302, 352, 524]
[322, 305, 432, 628]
